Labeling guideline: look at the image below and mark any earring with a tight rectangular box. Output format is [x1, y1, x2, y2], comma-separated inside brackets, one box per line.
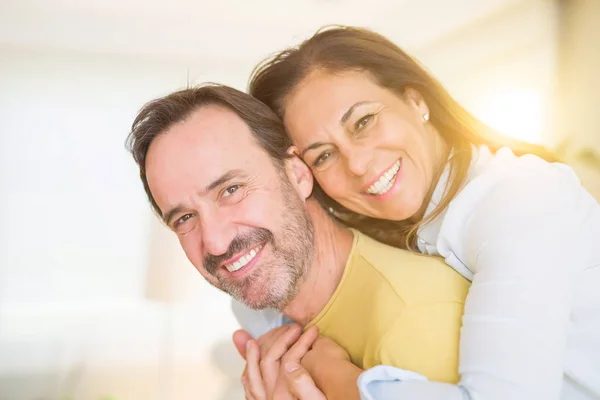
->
[422, 112, 430, 122]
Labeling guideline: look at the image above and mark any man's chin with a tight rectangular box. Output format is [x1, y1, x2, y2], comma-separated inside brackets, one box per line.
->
[236, 295, 280, 311]
[219, 277, 296, 310]
[234, 290, 292, 311]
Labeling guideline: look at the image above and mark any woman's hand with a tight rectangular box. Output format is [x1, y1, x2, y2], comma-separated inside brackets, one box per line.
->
[301, 335, 351, 375]
[291, 336, 362, 400]
[232, 324, 320, 400]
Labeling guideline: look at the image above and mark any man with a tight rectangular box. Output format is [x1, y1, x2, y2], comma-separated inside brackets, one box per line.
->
[126, 85, 469, 399]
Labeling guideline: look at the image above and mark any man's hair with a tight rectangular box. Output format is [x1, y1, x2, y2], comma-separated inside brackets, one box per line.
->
[126, 84, 293, 216]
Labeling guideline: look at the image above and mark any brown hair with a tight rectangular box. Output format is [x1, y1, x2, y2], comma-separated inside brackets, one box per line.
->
[249, 25, 557, 250]
[126, 84, 293, 217]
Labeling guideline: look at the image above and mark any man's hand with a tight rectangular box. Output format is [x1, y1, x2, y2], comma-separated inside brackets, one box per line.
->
[232, 325, 319, 400]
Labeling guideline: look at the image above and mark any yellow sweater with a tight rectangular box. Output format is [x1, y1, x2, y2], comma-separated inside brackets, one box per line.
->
[307, 230, 470, 383]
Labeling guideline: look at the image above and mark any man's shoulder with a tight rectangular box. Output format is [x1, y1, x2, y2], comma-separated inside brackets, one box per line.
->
[353, 231, 446, 274]
[351, 231, 470, 305]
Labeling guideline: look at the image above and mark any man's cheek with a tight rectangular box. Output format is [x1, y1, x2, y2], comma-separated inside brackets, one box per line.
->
[237, 197, 274, 224]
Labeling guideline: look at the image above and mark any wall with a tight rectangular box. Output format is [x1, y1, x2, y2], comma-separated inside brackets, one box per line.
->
[0, 48, 245, 400]
[556, 0, 600, 199]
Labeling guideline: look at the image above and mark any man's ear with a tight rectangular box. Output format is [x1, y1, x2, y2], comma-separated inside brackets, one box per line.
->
[285, 146, 314, 201]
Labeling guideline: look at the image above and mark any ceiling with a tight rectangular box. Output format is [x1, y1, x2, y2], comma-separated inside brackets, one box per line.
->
[0, 0, 526, 65]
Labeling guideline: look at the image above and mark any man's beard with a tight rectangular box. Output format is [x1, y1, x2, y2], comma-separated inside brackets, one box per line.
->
[203, 174, 314, 310]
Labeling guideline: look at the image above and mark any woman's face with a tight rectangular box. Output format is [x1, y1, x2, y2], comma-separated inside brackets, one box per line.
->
[283, 69, 446, 221]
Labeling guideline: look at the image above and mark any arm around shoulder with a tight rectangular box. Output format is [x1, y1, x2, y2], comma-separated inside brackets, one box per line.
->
[455, 164, 591, 399]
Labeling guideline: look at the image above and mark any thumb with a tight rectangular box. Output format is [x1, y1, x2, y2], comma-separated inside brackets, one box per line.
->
[232, 329, 253, 359]
[284, 362, 326, 400]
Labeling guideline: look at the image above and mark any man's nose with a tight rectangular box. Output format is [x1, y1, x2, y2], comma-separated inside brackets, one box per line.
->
[200, 211, 236, 257]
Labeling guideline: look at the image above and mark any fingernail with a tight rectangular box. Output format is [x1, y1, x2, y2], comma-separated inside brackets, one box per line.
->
[246, 340, 252, 351]
[285, 362, 299, 373]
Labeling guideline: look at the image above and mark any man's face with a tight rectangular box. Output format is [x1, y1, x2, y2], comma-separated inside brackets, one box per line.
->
[145, 105, 314, 310]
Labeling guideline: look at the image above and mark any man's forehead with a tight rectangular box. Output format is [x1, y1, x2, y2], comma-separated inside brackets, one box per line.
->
[184, 105, 256, 145]
[153, 105, 264, 160]
[146, 105, 270, 189]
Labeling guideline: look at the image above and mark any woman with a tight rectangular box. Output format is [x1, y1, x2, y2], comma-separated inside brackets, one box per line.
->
[234, 26, 600, 399]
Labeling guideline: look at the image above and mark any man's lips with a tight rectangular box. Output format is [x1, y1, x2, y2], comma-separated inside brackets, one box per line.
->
[221, 242, 265, 274]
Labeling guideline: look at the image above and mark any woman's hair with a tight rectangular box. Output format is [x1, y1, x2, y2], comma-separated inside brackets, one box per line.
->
[249, 25, 557, 250]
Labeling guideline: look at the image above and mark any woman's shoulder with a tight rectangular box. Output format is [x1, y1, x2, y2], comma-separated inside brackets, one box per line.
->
[439, 146, 599, 250]
[431, 146, 600, 272]
[455, 146, 585, 214]
[471, 145, 576, 186]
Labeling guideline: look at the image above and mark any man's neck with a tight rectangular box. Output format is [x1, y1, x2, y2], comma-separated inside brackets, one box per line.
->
[282, 200, 354, 326]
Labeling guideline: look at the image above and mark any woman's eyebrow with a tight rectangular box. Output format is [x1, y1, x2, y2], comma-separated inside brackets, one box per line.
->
[340, 101, 375, 125]
[300, 142, 328, 158]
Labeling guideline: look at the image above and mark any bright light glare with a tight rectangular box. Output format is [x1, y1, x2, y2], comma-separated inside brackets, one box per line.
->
[474, 90, 544, 144]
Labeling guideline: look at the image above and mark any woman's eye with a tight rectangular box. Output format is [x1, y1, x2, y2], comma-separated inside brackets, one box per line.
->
[355, 114, 374, 131]
[223, 185, 240, 198]
[313, 152, 331, 167]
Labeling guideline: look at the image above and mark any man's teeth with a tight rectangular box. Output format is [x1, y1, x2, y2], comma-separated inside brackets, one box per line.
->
[366, 160, 401, 196]
[225, 244, 263, 272]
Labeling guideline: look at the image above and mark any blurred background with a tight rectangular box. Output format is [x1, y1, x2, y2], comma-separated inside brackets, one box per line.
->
[0, 0, 599, 399]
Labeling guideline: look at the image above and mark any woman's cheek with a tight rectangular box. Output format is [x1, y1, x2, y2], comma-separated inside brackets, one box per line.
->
[319, 171, 348, 199]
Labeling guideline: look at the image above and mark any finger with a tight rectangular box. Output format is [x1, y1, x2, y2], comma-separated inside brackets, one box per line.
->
[282, 326, 319, 365]
[262, 324, 302, 363]
[258, 325, 301, 394]
[284, 362, 326, 400]
[241, 365, 249, 389]
[257, 324, 296, 353]
[245, 340, 266, 400]
[233, 329, 254, 359]
[242, 375, 257, 400]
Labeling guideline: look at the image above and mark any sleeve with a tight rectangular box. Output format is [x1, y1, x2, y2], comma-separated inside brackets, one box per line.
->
[231, 299, 288, 338]
[358, 165, 590, 400]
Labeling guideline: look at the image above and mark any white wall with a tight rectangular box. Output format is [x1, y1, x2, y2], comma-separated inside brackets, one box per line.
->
[557, 0, 600, 153]
[554, 0, 600, 200]
[414, 0, 559, 145]
[0, 48, 246, 400]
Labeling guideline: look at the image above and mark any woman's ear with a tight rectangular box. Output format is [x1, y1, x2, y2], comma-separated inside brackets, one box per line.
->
[285, 147, 314, 201]
[404, 88, 429, 118]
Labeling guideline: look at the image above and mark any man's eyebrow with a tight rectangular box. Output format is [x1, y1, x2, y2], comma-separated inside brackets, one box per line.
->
[161, 169, 243, 225]
[203, 169, 241, 194]
[162, 205, 186, 226]
[340, 101, 373, 125]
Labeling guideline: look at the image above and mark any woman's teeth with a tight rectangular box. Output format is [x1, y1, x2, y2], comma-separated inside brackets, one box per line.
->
[225, 244, 263, 272]
[366, 160, 401, 196]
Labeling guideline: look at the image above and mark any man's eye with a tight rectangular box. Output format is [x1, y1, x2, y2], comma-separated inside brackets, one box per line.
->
[223, 185, 240, 198]
[355, 114, 374, 131]
[313, 152, 331, 167]
[172, 213, 195, 233]
[176, 214, 192, 225]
